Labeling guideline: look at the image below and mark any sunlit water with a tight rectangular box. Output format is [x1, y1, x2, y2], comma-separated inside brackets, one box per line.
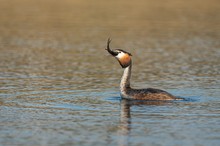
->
[0, 0, 220, 146]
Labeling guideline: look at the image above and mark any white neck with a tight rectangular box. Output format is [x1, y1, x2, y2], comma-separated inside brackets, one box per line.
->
[120, 61, 132, 94]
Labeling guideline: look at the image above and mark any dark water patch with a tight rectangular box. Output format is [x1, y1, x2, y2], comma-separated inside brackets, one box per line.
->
[105, 96, 121, 102]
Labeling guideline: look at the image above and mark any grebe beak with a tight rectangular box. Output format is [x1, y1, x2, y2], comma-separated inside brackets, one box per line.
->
[105, 38, 118, 56]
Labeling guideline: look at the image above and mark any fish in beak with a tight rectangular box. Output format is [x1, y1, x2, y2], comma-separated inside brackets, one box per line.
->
[105, 38, 132, 68]
[105, 38, 118, 56]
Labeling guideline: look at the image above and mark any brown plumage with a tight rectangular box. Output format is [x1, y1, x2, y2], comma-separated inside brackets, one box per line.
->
[105, 38, 183, 101]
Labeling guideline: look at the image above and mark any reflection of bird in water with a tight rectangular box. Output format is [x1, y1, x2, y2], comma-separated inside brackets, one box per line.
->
[118, 99, 170, 146]
[118, 99, 131, 146]
[106, 38, 183, 101]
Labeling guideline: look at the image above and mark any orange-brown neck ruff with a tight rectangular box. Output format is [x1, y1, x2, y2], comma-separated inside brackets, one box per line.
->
[118, 54, 131, 68]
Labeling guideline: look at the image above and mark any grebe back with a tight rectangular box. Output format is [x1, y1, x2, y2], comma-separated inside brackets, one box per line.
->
[105, 38, 182, 101]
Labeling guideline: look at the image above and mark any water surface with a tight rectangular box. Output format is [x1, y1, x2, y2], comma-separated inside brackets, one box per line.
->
[0, 0, 220, 146]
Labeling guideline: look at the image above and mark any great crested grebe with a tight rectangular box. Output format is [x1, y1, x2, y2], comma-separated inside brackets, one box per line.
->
[106, 38, 182, 100]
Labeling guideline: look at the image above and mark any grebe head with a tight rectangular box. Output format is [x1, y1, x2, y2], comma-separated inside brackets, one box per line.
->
[114, 49, 132, 68]
[106, 38, 132, 68]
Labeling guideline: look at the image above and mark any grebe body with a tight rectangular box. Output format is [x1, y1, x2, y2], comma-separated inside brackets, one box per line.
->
[106, 38, 182, 101]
